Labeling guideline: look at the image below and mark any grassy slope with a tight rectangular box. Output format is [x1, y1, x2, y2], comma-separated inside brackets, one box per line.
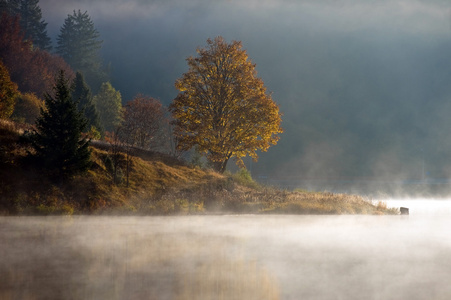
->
[0, 119, 398, 215]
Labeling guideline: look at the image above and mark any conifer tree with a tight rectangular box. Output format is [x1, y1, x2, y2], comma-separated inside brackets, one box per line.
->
[29, 70, 91, 179]
[56, 10, 106, 91]
[0, 0, 52, 51]
[18, 0, 51, 50]
[71, 71, 102, 134]
[0, 0, 20, 18]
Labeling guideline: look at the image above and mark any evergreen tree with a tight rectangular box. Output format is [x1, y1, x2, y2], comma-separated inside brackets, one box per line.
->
[93, 82, 122, 132]
[56, 10, 106, 91]
[71, 71, 102, 134]
[18, 0, 51, 51]
[0, 0, 52, 51]
[29, 70, 91, 179]
[0, 0, 19, 16]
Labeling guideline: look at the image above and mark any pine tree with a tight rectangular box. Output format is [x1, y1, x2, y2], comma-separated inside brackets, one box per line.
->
[71, 71, 102, 134]
[29, 70, 91, 179]
[0, 0, 52, 51]
[0, 0, 19, 16]
[18, 0, 51, 51]
[56, 10, 106, 91]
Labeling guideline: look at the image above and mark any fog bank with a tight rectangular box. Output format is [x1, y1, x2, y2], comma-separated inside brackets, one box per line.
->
[2, 200, 451, 299]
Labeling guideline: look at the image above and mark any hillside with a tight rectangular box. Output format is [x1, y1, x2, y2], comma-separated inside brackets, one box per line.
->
[0, 119, 398, 216]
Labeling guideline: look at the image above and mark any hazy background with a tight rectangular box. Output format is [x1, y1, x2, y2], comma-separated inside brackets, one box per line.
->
[37, 0, 451, 187]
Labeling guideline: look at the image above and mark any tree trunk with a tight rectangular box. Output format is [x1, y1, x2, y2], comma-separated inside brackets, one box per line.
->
[211, 159, 229, 174]
[219, 159, 229, 173]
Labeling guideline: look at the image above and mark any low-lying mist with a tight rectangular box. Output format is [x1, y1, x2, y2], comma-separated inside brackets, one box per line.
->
[2, 199, 451, 299]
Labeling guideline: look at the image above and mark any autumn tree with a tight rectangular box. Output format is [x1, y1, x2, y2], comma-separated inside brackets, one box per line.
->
[0, 13, 73, 96]
[33, 49, 74, 95]
[122, 94, 166, 150]
[93, 82, 122, 132]
[71, 71, 102, 134]
[0, 13, 31, 81]
[56, 10, 107, 91]
[0, 59, 18, 118]
[120, 95, 167, 186]
[27, 70, 91, 179]
[169, 36, 283, 173]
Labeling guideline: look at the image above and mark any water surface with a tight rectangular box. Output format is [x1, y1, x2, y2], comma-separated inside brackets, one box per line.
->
[1, 199, 451, 299]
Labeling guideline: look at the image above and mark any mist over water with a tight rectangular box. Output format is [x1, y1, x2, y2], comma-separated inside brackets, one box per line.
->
[2, 199, 451, 299]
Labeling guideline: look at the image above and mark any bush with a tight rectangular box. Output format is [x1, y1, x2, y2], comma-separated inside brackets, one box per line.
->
[232, 168, 260, 189]
[12, 93, 43, 124]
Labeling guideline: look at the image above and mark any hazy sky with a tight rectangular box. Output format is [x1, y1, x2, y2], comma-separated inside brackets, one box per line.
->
[36, 0, 451, 181]
[38, 0, 451, 99]
[38, 0, 451, 35]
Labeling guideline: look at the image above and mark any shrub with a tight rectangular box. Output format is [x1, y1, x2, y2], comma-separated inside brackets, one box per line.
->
[232, 168, 260, 189]
[12, 93, 43, 124]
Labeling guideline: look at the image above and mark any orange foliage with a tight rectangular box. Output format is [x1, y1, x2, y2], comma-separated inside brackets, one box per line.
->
[170, 37, 283, 173]
[0, 13, 74, 97]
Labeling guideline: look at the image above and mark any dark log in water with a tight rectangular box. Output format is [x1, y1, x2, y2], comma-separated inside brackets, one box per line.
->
[400, 207, 409, 215]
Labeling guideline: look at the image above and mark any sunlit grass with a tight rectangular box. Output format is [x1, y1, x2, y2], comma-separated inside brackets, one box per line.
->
[0, 119, 398, 215]
[259, 191, 398, 215]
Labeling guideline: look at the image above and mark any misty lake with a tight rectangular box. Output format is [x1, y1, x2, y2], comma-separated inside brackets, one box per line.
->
[1, 199, 451, 300]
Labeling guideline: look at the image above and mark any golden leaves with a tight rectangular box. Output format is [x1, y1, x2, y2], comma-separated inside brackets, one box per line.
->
[169, 36, 282, 172]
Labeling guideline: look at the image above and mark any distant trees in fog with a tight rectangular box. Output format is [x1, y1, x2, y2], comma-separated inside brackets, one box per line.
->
[71, 71, 102, 136]
[56, 9, 108, 93]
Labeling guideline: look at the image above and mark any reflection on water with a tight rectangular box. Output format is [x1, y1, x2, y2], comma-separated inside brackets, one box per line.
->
[1, 200, 451, 300]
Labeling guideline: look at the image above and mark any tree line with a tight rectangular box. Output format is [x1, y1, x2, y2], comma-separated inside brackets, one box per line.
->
[1, 0, 282, 183]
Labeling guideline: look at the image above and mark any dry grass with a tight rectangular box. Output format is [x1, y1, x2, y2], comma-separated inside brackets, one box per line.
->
[259, 191, 399, 215]
[0, 119, 398, 216]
